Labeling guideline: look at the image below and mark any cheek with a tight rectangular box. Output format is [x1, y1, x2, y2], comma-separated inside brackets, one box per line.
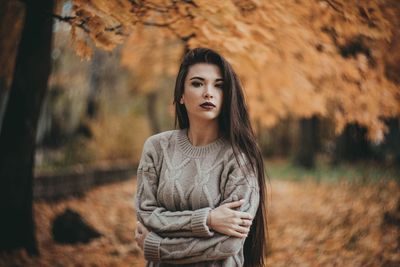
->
[184, 88, 199, 101]
[217, 92, 224, 105]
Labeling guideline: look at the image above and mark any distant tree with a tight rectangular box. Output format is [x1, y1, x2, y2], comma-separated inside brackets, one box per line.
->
[333, 123, 374, 164]
[294, 116, 320, 169]
[62, 0, 400, 144]
[385, 118, 400, 168]
[0, 0, 54, 254]
[87, 51, 105, 119]
[120, 25, 183, 134]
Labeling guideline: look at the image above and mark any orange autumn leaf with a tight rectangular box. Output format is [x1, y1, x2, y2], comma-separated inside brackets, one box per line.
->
[65, 0, 400, 143]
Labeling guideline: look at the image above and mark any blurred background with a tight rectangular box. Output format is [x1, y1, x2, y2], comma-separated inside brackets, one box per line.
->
[0, 0, 399, 266]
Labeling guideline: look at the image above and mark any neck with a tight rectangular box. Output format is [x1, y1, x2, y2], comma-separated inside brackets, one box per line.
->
[187, 119, 220, 146]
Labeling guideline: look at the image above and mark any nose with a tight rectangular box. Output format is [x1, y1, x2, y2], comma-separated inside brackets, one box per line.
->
[203, 84, 214, 99]
[204, 92, 213, 99]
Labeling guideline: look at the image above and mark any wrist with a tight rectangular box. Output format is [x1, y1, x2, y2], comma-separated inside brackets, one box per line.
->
[207, 209, 213, 229]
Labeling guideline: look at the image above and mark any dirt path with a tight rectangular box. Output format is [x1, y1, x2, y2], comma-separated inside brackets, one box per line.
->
[0, 178, 398, 266]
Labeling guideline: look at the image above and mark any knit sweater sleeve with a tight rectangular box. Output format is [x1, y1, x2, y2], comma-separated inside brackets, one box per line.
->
[142, 155, 260, 264]
[135, 137, 214, 238]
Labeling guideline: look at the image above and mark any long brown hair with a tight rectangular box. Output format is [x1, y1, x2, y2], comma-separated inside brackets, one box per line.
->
[173, 47, 269, 267]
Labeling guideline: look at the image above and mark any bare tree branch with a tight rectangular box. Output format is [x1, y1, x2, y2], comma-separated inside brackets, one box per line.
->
[52, 14, 125, 35]
[51, 13, 76, 22]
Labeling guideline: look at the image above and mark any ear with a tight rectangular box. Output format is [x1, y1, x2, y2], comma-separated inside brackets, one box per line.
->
[180, 96, 184, 104]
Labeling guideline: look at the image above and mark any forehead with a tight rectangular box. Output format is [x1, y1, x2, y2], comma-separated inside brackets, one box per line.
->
[186, 63, 222, 80]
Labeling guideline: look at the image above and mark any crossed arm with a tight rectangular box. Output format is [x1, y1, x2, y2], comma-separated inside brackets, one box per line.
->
[135, 177, 259, 264]
[135, 166, 253, 239]
[134, 140, 260, 263]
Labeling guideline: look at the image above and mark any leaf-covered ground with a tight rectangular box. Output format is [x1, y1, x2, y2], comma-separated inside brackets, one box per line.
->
[0, 177, 399, 266]
[267, 179, 399, 266]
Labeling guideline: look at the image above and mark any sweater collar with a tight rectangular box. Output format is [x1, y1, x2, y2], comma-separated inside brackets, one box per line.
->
[176, 128, 226, 158]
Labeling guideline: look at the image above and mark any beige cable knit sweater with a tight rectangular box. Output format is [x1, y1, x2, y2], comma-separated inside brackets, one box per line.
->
[135, 129, 260, 267]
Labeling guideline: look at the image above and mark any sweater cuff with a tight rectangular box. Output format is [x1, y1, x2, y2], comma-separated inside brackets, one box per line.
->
[191, 207, 214, 237]
[144, 231, 161, 261]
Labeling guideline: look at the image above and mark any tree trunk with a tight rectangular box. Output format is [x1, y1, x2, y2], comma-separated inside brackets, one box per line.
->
[332, 123, 373, 164]
[0, 0, 25, 132]
[294, 115, 319, 169]
[0, 0, 54, 255]
[146, 92, 160, 134]
[87, 51, 105, 119]
[385, 118, 400, 168]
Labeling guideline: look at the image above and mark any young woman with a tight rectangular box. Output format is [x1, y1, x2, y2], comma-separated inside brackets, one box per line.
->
[134, 48, 268, 267]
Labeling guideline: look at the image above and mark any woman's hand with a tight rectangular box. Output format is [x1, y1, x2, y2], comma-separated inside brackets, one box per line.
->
[135, 221, 149, 250]
[207, 199, 253, 238]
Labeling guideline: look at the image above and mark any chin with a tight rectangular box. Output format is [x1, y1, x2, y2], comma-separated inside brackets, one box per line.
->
[188, 110, 221, 123]
[201, 114, 220, 121]
[191, 114, 218, 122]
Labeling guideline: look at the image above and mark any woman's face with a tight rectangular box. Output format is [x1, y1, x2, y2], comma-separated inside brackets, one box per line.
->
[180, 63, 224, 124]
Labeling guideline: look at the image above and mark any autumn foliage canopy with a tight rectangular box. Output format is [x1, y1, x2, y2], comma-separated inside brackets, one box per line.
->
[66, 0, 400, 143]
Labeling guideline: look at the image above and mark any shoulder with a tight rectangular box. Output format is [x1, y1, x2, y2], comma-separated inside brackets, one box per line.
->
[139, 130, 179, 170]
[143, 129, 179, 151]
[222, 146, 252, 170]
[222, 147, 259, 187]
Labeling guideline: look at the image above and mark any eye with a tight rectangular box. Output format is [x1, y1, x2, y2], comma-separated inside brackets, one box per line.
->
[191, 81, 203, 87]
[215, 83, 223, 89]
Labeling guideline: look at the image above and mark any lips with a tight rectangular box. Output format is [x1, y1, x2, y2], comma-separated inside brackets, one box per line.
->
[200, 102, 216, 108]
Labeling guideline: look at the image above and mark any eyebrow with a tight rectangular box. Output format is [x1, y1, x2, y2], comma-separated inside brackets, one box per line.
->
[189, 76, 224, 82]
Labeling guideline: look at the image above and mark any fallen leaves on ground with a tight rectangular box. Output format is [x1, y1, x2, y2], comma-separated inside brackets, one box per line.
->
[267, 179, 399, 266]
[0, 177, 399, 266]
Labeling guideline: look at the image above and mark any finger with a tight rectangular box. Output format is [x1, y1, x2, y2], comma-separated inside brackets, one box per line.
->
[137, 221, 144, 230]
[241, 218, 252, 227]
[234, 218, 251, 227]
[234, 225, 250, 234]
[137, 237, 143, 245]
[138, 222, 149, 233]
[137, 240, 143, 250]
[135, 231, 142, 239]
[234, 217, 244, 225]
[137, 227, 143, 234]
[229, 229, 248, 238]
[223, 199, 245, 209]
[235, 211, 253, 220]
